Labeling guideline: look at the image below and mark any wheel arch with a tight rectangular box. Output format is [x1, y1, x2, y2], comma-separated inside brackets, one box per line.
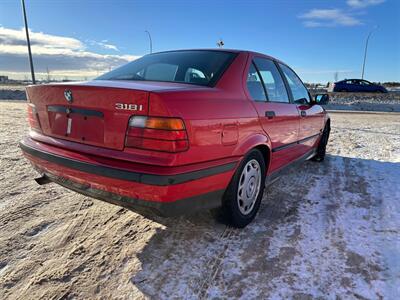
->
[232, 134, 272, 174]
[325, 117, 331, 129]
[254, 144, 271, 174]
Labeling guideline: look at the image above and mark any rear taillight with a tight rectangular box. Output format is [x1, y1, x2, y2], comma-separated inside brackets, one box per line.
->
[27, 104, 42, 132]
[125, 116, 189, 152]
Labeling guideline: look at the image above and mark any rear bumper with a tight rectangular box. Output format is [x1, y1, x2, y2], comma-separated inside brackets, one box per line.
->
[39, 173, 225, 217]
[20, 137, 237, 216]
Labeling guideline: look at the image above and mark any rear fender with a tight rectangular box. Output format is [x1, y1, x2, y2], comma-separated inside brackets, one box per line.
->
[232, 134, 272, 171]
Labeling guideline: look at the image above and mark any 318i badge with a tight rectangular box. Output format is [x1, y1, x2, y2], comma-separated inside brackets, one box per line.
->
[115, 103, 143, 111]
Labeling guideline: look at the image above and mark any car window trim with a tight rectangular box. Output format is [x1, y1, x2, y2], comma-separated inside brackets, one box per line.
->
[253, 56, 291, 104]
[250, 61, 269, 102]
[277, 62, 310, 105]
[274, 60, 294, 104]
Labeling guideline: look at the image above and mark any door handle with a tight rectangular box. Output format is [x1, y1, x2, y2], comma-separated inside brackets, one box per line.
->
[265, 111, 275, 119]
[300, 111, 307, 117]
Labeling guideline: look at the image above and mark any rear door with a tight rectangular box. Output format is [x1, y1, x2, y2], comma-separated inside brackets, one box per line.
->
[247, 57, 301, 172]
[278, 63, 325, 154]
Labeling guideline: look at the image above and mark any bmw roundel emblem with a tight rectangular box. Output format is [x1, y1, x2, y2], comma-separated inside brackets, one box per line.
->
[64, 89, 73, 103]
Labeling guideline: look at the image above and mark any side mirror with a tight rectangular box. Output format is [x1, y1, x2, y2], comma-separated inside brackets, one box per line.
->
[313, 94, 329, 105]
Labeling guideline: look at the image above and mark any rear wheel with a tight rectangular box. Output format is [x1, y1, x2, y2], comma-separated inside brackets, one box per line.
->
[222, 149, 266, 228]
[312, 122, 330, 162]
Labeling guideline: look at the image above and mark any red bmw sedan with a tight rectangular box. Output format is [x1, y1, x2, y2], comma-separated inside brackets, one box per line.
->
[20, 49, 330, 227]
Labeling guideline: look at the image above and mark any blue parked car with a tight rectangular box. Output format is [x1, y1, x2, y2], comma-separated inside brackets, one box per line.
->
[333, 79, 388, 93]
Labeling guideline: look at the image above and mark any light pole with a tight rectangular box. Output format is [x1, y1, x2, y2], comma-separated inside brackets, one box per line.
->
[145, 30, 152, 54]
[361, 26, 378, 80]
[21, 0, 36, 84]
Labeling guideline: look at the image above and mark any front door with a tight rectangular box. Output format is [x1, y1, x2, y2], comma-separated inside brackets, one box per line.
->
[278, 63, 325, 154]
[246, 57, 302, 173]
[359, 80, 374, 92]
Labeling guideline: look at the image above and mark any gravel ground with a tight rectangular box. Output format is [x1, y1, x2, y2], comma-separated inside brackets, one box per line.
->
[0, 102, 399, 299]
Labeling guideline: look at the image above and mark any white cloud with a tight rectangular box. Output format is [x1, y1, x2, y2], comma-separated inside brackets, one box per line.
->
[0, 26, 83, 50]
[346, 0, 385, 8]
[88, 39, 120, 51]
[299, 9, 362, 27]
[101, 43, 119, 51]
[0, 27, 140, 80]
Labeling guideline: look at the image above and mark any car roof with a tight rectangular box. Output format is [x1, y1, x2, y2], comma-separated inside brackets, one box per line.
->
[338, 79, 370, 83]
[147, 49, 287, 65]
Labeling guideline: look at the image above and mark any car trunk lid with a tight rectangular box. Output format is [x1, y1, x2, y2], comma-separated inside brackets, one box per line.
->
[26, 82, 149, 150]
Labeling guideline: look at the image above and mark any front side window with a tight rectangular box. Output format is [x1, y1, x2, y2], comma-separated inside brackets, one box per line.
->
[360, 80, 371, 86]
[246, 63, 267, 101]
[97, 50, 237, 86]
[279, 63, 310, 104]
[254, 58, 289, 103]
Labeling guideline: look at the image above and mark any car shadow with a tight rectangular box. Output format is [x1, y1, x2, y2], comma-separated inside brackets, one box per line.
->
[129, 154, 400, 298]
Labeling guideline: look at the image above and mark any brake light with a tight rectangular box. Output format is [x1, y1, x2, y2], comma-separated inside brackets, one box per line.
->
[125, 116, 189, 152]
[27, 104, 42, 132]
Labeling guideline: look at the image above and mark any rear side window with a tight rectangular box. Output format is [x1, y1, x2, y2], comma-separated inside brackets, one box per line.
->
[97, 50, 237, 86]
[246, 63, 267, 101]
[279, 63, 310, 104]
[254, 58, 289, 103]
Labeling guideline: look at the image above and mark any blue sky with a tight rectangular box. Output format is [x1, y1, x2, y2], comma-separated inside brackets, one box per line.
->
[0, 0, 399, 82]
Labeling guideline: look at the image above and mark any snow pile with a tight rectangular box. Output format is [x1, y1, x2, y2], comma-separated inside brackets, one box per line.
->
[0, 87, 27, 100]
[323, 92, 400, 112]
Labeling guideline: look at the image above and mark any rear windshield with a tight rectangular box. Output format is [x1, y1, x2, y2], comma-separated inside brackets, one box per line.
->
[96, 50, 237, 86]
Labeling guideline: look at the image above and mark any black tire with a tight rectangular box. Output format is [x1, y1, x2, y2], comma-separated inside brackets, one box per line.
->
[222, 149, 266, 228]
[312, 122, 330, 162]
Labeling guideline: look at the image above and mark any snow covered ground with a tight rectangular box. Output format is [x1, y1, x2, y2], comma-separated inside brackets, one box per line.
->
[0, 102, 399, 299]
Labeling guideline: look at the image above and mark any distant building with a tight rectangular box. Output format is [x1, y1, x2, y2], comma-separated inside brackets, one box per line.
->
[0, 75, 9, 83]
[327, 82, 335, 92]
